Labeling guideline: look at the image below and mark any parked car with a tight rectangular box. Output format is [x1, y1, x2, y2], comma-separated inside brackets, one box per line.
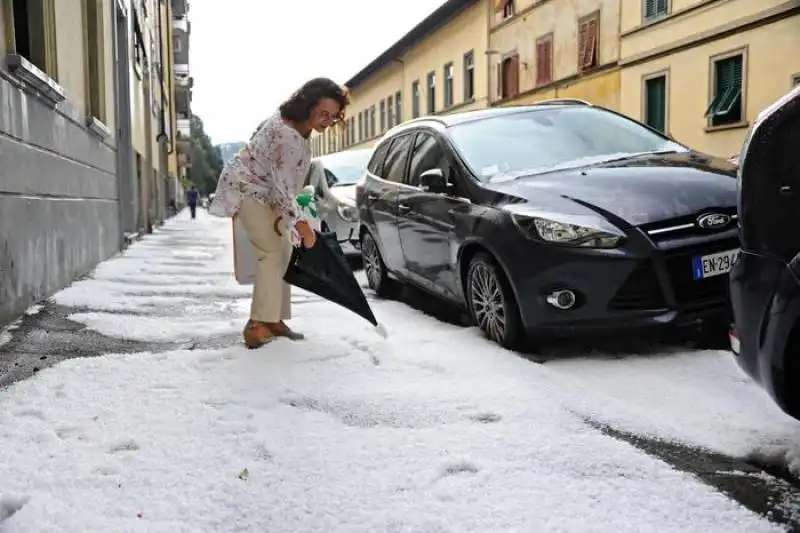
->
[356, 100, 739, 349]
[729, 85, 800, 421]
[306, 148, 373, 257]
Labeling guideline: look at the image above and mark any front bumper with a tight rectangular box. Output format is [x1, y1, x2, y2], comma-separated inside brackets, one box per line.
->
[503, 229, 738, 337]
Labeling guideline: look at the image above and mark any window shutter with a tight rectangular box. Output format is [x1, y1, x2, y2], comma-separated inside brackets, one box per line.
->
[497, 62, 503, 98]
[644, 0, 656, 19]
[544, 41, 552, 83]
[510, 55, 519, 96]
[578, 22, 588, 68]
[536, 43, 544, 85]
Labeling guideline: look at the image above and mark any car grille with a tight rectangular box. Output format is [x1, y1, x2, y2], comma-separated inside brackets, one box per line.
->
[608, 260, 666, 311]
[640, 206, 737, 242]
[608, 238, 738, 312]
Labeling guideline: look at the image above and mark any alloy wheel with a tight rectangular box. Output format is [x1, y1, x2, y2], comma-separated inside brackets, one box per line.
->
[469, 262, 506, 342]
[362, 234, 382, 290]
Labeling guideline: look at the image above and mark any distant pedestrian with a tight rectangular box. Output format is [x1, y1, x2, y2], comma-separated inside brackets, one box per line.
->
[187, 186, 199, 219]
[209, 77, 349, 348]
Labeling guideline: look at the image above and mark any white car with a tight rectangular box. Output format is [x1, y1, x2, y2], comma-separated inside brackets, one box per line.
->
[304, 148, 373, 258]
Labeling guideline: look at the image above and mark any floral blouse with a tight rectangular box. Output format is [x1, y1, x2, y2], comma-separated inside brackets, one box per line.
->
[209, 112, 311, 225]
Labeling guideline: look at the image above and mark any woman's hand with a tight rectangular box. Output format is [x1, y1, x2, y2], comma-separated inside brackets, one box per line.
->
[295, 220, 316, 249]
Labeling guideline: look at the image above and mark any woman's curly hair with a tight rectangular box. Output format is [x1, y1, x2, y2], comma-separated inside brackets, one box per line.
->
[279, 78, 350, 129]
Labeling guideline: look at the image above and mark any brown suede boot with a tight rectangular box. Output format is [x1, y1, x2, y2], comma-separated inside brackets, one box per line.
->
[243, 320, 277, 349]
[268, 321, 305, 340]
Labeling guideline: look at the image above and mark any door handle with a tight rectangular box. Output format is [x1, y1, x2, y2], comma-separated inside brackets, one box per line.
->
[780, 185, 793, 196]
[397, 204, 411, 214]
[367, 193, 379, 201]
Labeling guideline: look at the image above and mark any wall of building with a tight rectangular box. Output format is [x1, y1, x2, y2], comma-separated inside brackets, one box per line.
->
[619, 0, 800, 158]
[489, 0, 621, 109]
[313, 0, 490, 156]
[0, 0, 120, 326]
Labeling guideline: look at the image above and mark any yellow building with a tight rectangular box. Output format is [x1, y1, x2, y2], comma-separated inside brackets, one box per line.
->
[0, 0, 188, 324]
[312, 0, 490, 157]
[619, 0, 800, 158]
[488, 0, 621, 109]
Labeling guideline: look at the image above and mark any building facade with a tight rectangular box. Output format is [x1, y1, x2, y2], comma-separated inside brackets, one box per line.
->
[0, 0, 188, 326]
[488, 0, 621, 109]
[314, 0, 799, 162]
[619, 0, 800, 158]
[312, 0, 490, 156]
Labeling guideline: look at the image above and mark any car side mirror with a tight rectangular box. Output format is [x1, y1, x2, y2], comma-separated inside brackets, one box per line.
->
[418, 168, 448, 193]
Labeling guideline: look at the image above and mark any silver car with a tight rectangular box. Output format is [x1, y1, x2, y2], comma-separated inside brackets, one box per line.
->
[304, 148, 373, 258]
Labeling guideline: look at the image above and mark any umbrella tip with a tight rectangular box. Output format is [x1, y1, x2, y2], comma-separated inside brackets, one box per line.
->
[374, 323, 388, 338]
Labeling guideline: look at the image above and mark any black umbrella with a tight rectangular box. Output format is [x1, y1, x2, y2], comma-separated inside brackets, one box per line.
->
[284, 231, 386, 337]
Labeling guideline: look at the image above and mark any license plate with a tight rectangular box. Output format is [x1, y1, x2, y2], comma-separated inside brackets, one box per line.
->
[692, 248, 740, 280]
[729, 329, 740, 354]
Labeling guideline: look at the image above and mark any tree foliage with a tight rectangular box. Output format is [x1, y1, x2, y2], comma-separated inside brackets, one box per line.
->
[189, 115, 224, 195]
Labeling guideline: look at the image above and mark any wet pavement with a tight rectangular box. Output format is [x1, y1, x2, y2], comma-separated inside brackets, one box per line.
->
[2, 226, 800, 531]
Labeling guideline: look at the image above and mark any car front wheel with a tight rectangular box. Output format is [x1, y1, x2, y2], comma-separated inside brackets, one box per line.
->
[466, 253, 525, 350]
[361, 231, 399, 298]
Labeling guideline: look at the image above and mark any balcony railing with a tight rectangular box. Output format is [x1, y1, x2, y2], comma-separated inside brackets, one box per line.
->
[177, 118, 191, 138]
[173, 17, 189, 33]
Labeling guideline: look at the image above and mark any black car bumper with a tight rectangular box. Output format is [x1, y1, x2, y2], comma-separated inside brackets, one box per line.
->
[730, 251, 800, 419]
[500, 229, 738, 337]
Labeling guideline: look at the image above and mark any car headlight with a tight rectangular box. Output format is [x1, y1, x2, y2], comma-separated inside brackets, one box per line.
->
[511, 214, 624, 248]
[336, 202, 358, 223]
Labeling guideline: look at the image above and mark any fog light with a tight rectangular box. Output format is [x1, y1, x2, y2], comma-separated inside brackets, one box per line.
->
[547, 289, 576, 310]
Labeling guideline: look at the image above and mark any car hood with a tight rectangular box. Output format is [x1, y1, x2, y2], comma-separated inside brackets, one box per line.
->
[483, 152, 737, 227]
[328, 184, 356, 205]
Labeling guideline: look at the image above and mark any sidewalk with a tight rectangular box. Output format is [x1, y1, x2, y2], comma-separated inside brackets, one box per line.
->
[0, 209, 784, 532]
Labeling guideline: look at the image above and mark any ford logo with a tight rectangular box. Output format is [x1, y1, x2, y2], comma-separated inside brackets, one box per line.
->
[697, 213, 731, 230]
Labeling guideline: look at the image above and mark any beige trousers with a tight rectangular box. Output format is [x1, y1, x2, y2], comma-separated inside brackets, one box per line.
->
[238, 196, 292, 322]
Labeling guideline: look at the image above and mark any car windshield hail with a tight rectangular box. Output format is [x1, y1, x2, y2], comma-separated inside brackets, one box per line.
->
[448, 106, 686, 180]
[318, 149, 373, 186]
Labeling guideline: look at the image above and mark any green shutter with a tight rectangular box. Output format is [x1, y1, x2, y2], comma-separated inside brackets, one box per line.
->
[645, 76, 666, 133]
[708, 55, 743, 124]
[644, 0, 667, 20]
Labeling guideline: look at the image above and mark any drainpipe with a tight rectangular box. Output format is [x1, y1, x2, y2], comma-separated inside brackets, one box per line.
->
[155, 0, 169, 146]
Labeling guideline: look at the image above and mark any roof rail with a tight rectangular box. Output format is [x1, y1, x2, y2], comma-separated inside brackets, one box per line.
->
[535, 98, 592, 106]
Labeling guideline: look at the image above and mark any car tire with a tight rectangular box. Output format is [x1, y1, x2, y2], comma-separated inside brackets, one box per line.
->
[466, 253, 526, 350]
[361, 231, 400, 298]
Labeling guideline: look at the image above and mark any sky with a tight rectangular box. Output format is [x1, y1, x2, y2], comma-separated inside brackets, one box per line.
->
[189, 0, 447, 144]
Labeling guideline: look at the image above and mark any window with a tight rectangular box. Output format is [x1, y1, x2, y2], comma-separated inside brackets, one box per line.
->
[84, 0, 106, 122]
[427, 71, 436, 114]
[358, 112, 364, 141]
[6, 0, 58, 77]
[644, 0, 669, 21]
[502, 0, 515, 19]
[706, 53, 744, 127]
[411, 80, 421, 118]
[536, 35, 553, 86]
[793, 74, 800, 87]
[380, 100, 386, 132]
[133, 10, 146, 79]
[448, 106, 683, 180]
[578, 13, 599, 71]
[498, 54, 519, 99]
[463, 51, 475, 101]
[395, 91, 403, 124]
[387, 95, 394, 128]
[407, 133, 447, 187]
[367, 141, 391, 177]
[369, 105, 376, 137]
[382, 134, 414, 183]
[644, 74, 667, 133]
[444, 62, 454, 108]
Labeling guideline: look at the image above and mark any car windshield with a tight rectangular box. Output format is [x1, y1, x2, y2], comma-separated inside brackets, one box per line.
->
[448, 106, 687, 180]
[316, 149, 373, 186]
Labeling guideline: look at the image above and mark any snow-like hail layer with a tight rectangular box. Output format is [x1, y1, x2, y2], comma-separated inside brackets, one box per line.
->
[0, 208, 793, 532]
